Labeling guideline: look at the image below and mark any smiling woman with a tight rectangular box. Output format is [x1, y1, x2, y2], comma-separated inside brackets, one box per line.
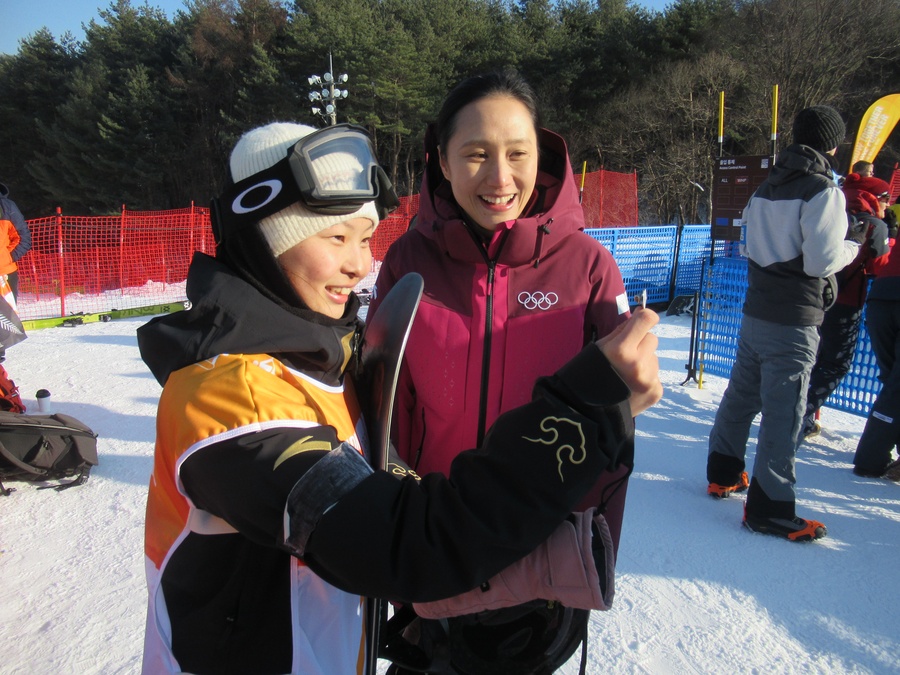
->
[437, 95, 539, 232]
[371, 67, 636, 486]
[367, 69, 648, 673]
[278, 216, 375, 318]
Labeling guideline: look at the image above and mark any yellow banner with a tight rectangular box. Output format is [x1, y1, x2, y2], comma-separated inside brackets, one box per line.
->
[851, 94, 900, 167]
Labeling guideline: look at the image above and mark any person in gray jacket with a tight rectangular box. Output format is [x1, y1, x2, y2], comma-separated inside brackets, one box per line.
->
[706, 105, 861, 542]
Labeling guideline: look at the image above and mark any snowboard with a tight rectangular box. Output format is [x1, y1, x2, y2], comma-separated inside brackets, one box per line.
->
[358, 273, 423, 474]
[667, 293, 695, 316]
[357, 272, 424, 675]
[0, 293, 26, 349]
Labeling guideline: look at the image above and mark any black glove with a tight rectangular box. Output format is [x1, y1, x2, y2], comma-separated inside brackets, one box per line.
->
[883, 209, 898, 238]
[845, 214, 867, 245]
[868, 228, 890, 258]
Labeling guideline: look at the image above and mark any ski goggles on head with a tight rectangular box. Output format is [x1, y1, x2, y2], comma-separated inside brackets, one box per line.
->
[211, 124, 399, 244]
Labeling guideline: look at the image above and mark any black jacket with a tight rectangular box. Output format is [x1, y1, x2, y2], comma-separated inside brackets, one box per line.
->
[137, 252, 634, 673]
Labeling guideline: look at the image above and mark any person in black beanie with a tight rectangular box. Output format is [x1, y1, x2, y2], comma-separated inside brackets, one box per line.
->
[706, 105, 861, 541]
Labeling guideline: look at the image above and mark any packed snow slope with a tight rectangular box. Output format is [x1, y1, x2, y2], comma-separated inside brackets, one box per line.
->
[0, 312, 897, 674]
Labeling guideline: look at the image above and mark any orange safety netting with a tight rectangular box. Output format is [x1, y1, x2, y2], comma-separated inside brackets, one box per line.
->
[16, 206, 213, 321]
[889, 165, 900, 203]
[579, 170, 639, 228]
[14, 169, 635, 321]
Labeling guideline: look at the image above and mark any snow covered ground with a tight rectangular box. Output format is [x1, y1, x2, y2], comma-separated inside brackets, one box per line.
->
[0, 310, 898, 674]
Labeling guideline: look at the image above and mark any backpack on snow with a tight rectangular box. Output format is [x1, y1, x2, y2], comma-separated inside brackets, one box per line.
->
[0, 411, 98, 495]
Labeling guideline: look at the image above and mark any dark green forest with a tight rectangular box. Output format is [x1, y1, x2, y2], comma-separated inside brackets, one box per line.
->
[3, 0, 900, 223]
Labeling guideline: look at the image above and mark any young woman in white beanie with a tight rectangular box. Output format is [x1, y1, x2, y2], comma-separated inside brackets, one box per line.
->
[137, 122, 660, 674]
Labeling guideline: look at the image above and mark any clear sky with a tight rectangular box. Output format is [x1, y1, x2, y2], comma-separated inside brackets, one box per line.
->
[2, 0, 673, 56]
[1, 1, 187, 55]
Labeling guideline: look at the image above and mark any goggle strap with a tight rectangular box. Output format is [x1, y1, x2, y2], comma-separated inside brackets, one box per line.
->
[212, 124, 400, 242]
[217, 157, 305, 234]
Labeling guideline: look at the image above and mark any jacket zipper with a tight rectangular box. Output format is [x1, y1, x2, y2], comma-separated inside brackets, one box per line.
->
[477, 260, 496, 446]
[463, 224, 508, 447]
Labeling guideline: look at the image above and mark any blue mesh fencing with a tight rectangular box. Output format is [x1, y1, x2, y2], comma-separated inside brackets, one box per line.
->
[586, 225, 726, 303]
[672, 226, 709, 297]
[829, 296, 881, 414]
[697, 257, 881, 418]
[697, 257, 746, 380]
[589, 226, 676, 305]
[587, 225, 880, 418]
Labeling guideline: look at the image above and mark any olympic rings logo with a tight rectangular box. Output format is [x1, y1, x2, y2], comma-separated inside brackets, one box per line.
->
[518, 291, 559, 311]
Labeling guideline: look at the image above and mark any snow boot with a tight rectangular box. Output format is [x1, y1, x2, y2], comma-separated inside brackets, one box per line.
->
[885, 459, 900, 482]
[854, 458, 900, 481]
[743, 506, 827, 541]
[707, 471, 749, 499]
[742, 479, 827, 542]
[802, 420, 821, 440]
[706, 452, 748, 499]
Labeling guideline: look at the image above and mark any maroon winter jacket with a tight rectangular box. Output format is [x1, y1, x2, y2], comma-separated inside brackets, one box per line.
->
[836, 181, 892, 308]
[369, 125, 632, 549]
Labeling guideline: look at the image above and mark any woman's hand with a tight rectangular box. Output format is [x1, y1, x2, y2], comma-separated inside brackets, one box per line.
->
[595, 307, 663, 416]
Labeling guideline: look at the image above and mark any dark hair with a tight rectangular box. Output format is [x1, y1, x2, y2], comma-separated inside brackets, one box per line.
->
[436, 69, 541, 151]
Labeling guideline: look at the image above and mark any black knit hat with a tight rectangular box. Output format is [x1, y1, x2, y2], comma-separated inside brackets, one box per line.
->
[792, 105, 845, 154]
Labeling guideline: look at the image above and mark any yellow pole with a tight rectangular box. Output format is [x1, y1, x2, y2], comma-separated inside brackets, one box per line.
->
[718, 91, 725, 158]
[771, 84, 779, 159]
[579, 160, 587, 204]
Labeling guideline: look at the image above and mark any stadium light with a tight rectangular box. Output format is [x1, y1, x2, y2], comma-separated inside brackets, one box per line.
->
[308, 52, 349, 126]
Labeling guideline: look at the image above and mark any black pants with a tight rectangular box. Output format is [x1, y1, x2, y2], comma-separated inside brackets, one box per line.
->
[854, 299, 900, 472]
[802, 303, 862, 434]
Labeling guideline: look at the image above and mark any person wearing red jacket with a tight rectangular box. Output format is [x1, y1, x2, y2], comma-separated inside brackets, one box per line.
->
[370, 71, 631, 524]
[801, 173, 891, 438]
[368, 70, 635, 672]
[853, 185, 900, 480]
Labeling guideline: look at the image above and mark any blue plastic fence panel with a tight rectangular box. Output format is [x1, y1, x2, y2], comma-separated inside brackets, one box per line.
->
[577, 228, 878, 418]
[698, 257, 745, 381]
[672, 225, 708, 297]
[829, 297, 882, 415]
[673, 225, 726, 297]
[586, 226, 676, 305]
[699, 257, 882, 418]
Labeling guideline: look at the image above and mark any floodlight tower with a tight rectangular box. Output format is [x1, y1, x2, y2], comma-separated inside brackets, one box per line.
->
[307, 52, 349, 126]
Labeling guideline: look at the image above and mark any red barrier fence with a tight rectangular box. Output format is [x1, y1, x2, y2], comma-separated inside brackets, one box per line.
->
[15, 169, 636, 322]
[580, 169, 639, 228]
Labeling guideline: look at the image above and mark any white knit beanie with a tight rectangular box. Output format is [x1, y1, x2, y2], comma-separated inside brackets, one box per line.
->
[229, 122, 381, 257]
